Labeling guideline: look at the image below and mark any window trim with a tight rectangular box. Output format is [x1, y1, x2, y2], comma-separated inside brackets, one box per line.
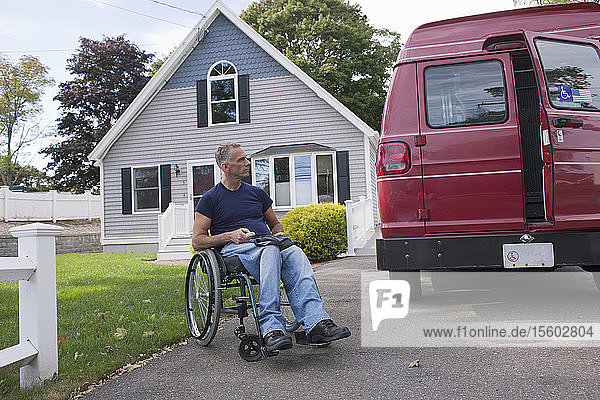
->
[252, 151, 338, 211]
[534, 37, 600, 113]
[207, 60, 239, 126]
[131, 164, 162, 214]
[423, 59, 509, 129]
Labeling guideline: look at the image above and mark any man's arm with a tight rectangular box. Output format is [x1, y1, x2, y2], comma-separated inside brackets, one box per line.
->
[263, 207, 284, 236]
[192, 212, 252, 250]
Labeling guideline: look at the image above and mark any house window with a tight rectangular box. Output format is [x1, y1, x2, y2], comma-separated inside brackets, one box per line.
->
[317, 154, 334, 203]
[295, 155, 312, 206]
[254, 158, 270, 194]
[208, 61, 237, 125]
[133, 166, 160, 212]
[274, 157, 291, 206]
[253, 152, 337, 209]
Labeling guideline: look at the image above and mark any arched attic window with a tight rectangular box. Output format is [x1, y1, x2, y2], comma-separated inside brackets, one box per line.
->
[196, 61, 250, 127]
[209, 61, 238, 125]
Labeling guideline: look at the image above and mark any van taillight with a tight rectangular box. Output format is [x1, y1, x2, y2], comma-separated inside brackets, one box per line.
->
[377, 142, 410, 176]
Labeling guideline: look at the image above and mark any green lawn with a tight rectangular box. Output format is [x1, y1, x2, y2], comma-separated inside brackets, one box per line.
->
[0, 253, 191, 400]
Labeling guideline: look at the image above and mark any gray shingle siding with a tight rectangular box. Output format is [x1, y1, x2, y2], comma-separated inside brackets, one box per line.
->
[163, 13, 290, 90]
[103, 75, 367, 241]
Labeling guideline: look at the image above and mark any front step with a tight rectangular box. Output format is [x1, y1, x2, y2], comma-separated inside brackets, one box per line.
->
[156, 237, 192, 261]
[156, 249, 192, 261]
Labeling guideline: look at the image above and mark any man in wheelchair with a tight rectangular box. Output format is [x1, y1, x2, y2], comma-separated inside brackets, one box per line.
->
[192, 143, 350, 353]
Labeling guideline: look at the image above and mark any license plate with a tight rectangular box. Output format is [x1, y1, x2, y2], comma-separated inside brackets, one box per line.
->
[502, 243, 554, 268]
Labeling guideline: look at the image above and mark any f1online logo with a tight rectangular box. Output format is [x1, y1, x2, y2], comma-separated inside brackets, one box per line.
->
[369, 280, 410, 330]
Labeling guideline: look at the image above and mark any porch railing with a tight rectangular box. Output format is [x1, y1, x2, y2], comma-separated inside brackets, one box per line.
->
[158, 203, 190, 251]
[345, 196, 374, 256]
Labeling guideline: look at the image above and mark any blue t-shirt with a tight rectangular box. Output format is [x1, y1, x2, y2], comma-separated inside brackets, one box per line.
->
[195, 181, 273, 236]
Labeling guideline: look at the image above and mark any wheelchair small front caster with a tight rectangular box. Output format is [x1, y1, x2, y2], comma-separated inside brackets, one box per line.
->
[238, 334, 263, 362]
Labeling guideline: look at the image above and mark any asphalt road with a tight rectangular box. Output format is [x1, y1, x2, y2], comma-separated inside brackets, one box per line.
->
[83, 256, 600, 400]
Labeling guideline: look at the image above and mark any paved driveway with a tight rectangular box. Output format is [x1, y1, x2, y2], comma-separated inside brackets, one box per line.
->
[83, 256, 600, 399]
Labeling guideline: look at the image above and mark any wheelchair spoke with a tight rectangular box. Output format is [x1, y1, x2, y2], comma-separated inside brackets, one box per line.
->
[192, 273, 209, 329]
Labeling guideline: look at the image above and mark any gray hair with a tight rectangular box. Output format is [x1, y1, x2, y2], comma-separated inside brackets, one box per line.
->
[215, 143, 241, 169]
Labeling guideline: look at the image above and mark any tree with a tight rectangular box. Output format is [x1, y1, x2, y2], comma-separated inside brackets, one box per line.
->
[9, 165, 52, 192]
[42, 36, 153, 192]
[241, 0, 402, 131]
[0, 55, 53, 186]
[150, 49, 175, 77]
[150, 57, 166, 76]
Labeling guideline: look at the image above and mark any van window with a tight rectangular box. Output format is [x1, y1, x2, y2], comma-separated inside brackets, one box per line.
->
[425, 60, 507, 128]
[535, 39, 600, 111]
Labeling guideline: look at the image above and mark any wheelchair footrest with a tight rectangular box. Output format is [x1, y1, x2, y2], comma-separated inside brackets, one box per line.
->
[266, 349, 280, 357]
[294, 331, 331, 347]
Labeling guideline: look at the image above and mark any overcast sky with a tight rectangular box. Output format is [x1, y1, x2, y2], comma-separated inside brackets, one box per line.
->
[0, 0, 516, 169]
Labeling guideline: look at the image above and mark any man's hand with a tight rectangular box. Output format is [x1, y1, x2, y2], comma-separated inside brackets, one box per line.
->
[230, 228, 252, 244]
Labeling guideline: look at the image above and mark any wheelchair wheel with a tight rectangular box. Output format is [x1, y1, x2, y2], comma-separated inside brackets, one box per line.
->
[280, 283, 301, 332]
[238, 334, 264, 362]
[185, 251, 222, 346]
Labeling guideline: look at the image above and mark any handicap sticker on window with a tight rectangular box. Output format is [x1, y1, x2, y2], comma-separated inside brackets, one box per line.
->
[558, 85, 573, 102]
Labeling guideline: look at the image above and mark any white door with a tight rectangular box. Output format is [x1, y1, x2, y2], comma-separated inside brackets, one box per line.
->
[187, 160, 220, 230]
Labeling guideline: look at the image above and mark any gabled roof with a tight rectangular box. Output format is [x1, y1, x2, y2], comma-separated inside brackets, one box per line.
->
[89, 0, 378, 162]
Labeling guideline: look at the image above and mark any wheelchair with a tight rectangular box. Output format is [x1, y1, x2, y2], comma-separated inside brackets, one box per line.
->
[184, 245, 302, 362]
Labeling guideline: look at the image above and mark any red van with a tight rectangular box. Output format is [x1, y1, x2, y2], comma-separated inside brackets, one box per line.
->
[376, 3, 600, 288]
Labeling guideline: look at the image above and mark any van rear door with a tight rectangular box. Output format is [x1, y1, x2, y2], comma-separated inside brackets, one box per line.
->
[417, 53, 525, 234]
[524, 32, 600, 230]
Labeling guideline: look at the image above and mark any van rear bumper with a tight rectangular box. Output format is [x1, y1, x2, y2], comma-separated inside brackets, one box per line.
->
[376, 231, 600, 271]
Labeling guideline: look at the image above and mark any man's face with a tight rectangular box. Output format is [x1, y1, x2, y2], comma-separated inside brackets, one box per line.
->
[223, 146, 250, 178]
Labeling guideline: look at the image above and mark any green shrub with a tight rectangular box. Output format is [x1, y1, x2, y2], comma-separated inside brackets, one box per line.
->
[281, 203, 347, 263]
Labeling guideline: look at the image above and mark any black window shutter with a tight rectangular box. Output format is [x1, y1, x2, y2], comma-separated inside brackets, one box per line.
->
[121, 167, 132, 215]
[242, 162, 252, 185]
[238, 74, 250, 124]
[160, 164, 171, 212]
[336, 151, 351, 205]
[197, 80, 208, 128]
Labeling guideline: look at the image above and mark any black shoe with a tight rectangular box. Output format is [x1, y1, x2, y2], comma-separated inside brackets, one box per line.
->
[307, 319, 351, 344]
[263, 330, 292, 352]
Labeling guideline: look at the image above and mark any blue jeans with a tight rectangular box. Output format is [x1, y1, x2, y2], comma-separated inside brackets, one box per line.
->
[220, 242, 330, 336]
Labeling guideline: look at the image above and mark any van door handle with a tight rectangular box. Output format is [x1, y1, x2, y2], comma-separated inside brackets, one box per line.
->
[552, 118, 583, 128]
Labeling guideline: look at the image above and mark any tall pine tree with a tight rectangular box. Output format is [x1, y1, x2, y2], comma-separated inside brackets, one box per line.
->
[43, 36, 153, 192]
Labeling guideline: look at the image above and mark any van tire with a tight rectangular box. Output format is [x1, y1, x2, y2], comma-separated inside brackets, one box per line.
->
[389, 271, 422, 300]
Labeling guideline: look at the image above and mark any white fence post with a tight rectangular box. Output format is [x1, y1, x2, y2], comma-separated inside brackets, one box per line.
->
[2, 186, 10, 221]
[85, 190, 92, 221]
[10, 223, 63, 389]
[50, 191, 58, 223]
[345, 200, 355, 256]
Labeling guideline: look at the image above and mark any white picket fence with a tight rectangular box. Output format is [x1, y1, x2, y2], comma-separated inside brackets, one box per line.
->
[0, 186, 101, 222]
[0, 223, 63, 389]
[345, 196, 375, 256]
